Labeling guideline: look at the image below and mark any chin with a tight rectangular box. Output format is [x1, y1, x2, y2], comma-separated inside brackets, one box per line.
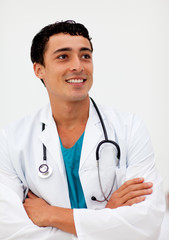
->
[68, 94, 89, 102]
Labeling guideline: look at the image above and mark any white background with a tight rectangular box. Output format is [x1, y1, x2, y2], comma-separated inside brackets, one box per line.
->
[0, 0, 169, 193]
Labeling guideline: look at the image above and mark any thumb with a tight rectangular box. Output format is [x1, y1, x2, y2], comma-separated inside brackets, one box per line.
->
[27, 190, 38, 199]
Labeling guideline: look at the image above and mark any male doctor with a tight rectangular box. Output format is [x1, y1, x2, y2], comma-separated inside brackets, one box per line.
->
[0, 20, 165, 240]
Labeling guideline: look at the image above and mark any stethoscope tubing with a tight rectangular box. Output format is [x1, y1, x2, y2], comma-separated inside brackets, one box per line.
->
[90, 97, 121, 202]
[42, 123, 47, 161]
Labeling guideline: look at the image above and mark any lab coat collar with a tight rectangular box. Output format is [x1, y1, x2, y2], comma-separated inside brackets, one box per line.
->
[38, 99, 106, 127]
[39, 103, 53, 126]
[38, 99, 107, 178]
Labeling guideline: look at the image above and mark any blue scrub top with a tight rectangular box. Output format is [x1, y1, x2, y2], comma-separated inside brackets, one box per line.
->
[59, 133, 87, 209]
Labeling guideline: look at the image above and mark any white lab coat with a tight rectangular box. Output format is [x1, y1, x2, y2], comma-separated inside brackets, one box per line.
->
[0, 101, 165, 240]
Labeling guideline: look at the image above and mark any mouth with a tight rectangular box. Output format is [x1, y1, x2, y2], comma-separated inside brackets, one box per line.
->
[66, 78, 86, 83]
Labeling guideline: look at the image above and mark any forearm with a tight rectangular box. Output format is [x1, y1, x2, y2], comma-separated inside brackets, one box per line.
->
[24, 191, 76, 235]
[0, 184, 72, 240]
[24, 177, 153, 236]
[74, 202, 164, 240]
[73, 166, 165, 239]
[45, 206, 76, 235]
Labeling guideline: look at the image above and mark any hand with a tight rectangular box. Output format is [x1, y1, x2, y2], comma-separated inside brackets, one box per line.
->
[23, 191, 76, 234]
[23, 191, 51, 227]
[106, 178, 153, 209]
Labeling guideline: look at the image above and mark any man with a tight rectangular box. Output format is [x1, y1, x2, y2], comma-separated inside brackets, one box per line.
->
[0, 20, 165, 239]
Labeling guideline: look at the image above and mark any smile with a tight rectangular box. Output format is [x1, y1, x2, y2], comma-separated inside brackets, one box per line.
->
[66, 79, 86, 83]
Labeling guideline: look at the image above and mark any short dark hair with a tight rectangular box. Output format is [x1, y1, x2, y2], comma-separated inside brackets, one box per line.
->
[30, 20, 93, 66]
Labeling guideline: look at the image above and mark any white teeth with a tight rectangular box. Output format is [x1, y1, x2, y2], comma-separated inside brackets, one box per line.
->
[67, 79, 84, 83]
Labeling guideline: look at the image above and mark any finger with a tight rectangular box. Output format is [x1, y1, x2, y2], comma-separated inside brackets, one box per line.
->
[123, 196, 146, 207]
[122, 188, 153, 203]
[117, 178, 153, 198]
[120, 182, 153, 198]
[117, 178, 144, 193]
[27, 190, 38, 199]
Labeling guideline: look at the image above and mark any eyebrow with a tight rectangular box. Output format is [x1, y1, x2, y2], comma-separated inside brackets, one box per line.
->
[53, 47, 92, 55]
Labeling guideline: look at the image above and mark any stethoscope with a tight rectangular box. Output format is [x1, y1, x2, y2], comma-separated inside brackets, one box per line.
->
[38, 122, 53, 178]
[38, 97, 121, 202]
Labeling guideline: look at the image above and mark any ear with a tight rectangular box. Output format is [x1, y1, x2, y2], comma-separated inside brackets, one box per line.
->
[33, 62, 45, 79]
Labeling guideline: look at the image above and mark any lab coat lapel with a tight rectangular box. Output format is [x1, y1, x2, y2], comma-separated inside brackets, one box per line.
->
[39, 113, 67, 187]
[80, 102, 104, 169]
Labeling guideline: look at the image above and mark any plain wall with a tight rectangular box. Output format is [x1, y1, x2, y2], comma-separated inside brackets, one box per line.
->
[0, 0, 169, 192]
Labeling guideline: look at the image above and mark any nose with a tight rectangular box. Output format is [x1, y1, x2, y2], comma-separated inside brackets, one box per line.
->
[69, 56, 84, 72]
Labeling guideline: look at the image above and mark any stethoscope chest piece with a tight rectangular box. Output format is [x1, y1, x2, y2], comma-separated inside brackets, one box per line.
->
[38, 163, 53, 178]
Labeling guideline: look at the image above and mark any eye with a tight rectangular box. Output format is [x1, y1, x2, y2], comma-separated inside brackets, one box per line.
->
[57, 54, 68, 60]
[81, 54, 91, 59]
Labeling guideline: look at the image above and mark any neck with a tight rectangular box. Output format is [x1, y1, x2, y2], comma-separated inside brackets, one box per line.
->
[50, 96, 90, 130]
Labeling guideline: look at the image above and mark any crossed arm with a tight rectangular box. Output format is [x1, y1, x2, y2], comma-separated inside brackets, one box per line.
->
[23, 177, 153, 235]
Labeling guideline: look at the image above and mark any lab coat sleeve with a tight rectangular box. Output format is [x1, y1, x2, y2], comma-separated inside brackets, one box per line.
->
[0, 129, 75, 240]
[73, 115, 166, 240]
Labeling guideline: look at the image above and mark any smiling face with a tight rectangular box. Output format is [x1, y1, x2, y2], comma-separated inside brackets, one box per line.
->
[34, 33, 93, 104]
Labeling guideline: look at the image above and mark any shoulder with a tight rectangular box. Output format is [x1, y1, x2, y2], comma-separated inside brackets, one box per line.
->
[95, 103, 151, 148]
[98, 104, 143, 131]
